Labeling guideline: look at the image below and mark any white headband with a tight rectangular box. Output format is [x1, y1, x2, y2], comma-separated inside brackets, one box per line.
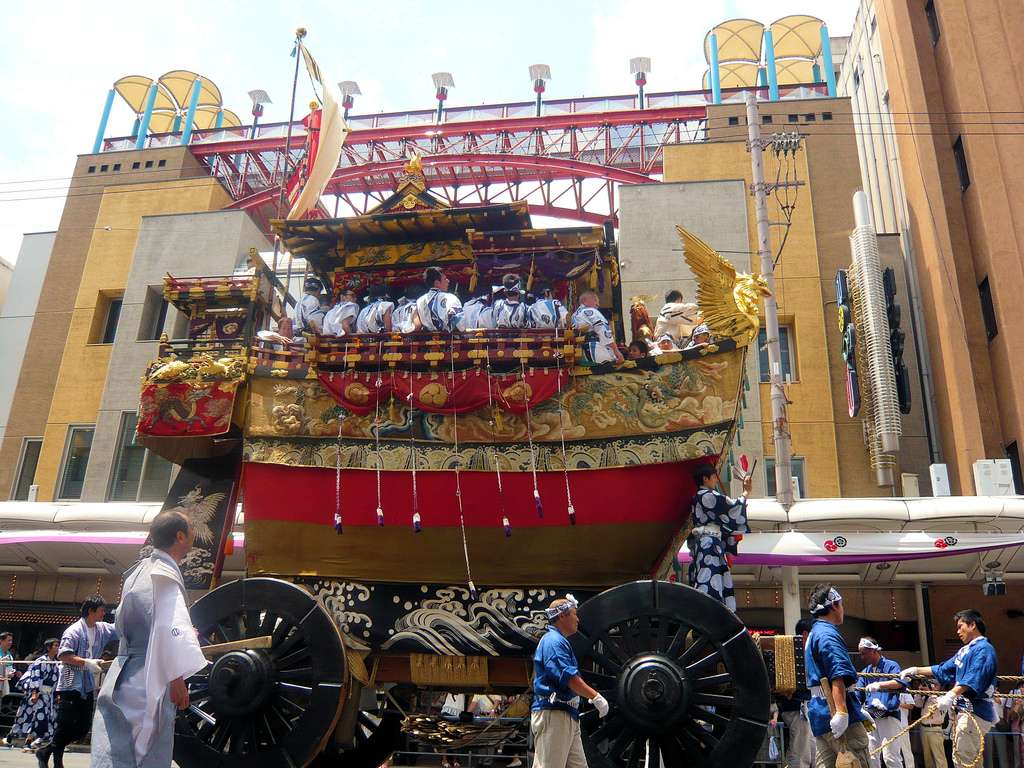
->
[811, 588, 842, 614]
[545, 594, 579, 620]
[858, 638, 882, 651]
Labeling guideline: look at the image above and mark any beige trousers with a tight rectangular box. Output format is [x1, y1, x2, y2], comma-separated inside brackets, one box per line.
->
[813, 721, 872, 768]
[951, 712, 991, 768]
[919, 726, 948, 768]
[531, 709, 588, 768]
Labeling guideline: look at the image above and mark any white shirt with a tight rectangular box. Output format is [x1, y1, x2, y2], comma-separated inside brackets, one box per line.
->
[323, 300, 359, 336]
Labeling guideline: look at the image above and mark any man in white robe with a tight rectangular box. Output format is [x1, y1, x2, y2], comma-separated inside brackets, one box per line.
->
[91, 511, 208, 768]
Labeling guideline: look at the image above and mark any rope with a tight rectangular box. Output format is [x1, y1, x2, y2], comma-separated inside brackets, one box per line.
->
[373, 341, 384, 527]
[553, 350, 575, 524]
[519, 339, 543, 518]
[484, 349, 510, 536]
[864, 699, 985, 768]
[450, 352, 477, 599]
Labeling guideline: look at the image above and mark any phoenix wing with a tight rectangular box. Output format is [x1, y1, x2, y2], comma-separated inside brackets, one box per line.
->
[678, 227, 749, 340]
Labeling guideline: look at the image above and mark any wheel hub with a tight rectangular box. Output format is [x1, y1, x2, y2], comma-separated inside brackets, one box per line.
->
[616, 652, 691, 732]
[208, 650, 277, 717]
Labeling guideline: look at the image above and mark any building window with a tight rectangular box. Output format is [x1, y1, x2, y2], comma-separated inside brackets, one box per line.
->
[138, 287, 170, 341]
[132, 162, 141, 170]
[804, 114, 816, 122]
[757, 325, 795, 383]
[822, 112, 833, 121]
[100, 298, 122, 344]
[57, 427, 94, 500]
[145, 160, 154, 169]
[788, 114, 799, 123]
[87, 166, 96, 174]
[113, 163, 121, 171]
[762, 115, 773, 124]
[158, 159, 167, 167]
[953, 136, 970, 193]
[108, 413, 174, 502]
[765, 457, 807, 498]
[925, 0, 940, 46]
[978, 277, 997, 342]
[11, 438, 43, 501]
[728, 116, 740, 127]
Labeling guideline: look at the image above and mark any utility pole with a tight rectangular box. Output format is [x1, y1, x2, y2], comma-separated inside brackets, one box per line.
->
[746, 92, 794, 506]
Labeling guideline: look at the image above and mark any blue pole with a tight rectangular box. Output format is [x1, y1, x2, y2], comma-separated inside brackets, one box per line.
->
[764, 29, 780, 101]
[820, 25, 837, 96]
[214, 109, 225, 129]
[130, 118, 140, 139]
[92, 88, 116, 154]
[180, 78, 202, 145]
[758, 67, 767, 86]
[135, 83, 159, 150]
[709, 32, 722, 105]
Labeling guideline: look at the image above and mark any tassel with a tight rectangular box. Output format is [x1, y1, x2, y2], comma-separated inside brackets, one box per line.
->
[503, 516, 512, 537]
[568, 504, 576, 525]
[468, 580, 479, 601]
[377, 507, 385, 527]
[493, 405, 503, 432]
[534, 489, 544, 518]
[390, 395, 397, 424]
[334, 512, 343, 535]
[413, 512, 422, 533]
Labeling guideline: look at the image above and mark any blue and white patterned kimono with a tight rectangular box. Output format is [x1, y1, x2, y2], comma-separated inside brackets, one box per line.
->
[323, 300, 359, 336]
[492, 298, 528, 329]
[571, 306, 617, 363]
[687, 487, 748, 611]
[528, 298, 569, 329]
[10, 655, 59, 741]
[391, 300, 418, 334]
[457, 298, 495, 331]
[355, 300, 395, 333]
[416, 289, 463, 332]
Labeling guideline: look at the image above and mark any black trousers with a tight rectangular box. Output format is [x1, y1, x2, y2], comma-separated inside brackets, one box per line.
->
[45, 691, 93, 767]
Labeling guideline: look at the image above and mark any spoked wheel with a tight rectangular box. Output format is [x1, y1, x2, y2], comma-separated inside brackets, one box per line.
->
[175, 578, 348, 768]
[570, 580, 770, 768]
[310, 710, 404, 768]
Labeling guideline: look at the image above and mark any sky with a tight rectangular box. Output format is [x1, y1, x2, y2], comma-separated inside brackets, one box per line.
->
[0, 0, 861, 265]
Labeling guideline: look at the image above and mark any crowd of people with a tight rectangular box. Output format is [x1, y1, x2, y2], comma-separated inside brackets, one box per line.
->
[259, 268, 714, 367]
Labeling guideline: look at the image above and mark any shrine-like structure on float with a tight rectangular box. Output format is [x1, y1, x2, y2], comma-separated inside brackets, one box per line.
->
[136, 157, 788, 768]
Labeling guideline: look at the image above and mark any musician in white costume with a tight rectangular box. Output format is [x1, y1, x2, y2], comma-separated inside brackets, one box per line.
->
[91, 511, 207, 768]
[653, 289, 700, 346]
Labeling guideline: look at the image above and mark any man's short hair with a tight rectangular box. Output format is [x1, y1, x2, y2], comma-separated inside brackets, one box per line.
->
[807, 583, 838, 616]
[795, 618, 814, 635]
[692, 463, 717, 486]
[405, 285, 425, 301]
[502, 273, 522, 294]
[424, 266, 446, 288]
[367, 283, 389, 301]
[954, 609, 986, 636]
[665, 289, 683, 303]
[44, 638, 59, 650]
[150, 510, 191, 550]
[533, 281, 552, 297]
[304, 277, 324, 294]
[578, 290, 599, 303]
[0, 632, 12, 642]
[81, 594, 107, 618]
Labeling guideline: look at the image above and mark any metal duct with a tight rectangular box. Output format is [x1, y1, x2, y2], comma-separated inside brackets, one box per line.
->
[849, 192, 901, 484]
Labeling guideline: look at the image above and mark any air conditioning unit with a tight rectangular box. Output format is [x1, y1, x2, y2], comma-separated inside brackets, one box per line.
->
[901, 473, 920, 497]
[994, 459, 1015, 495]
[930, 464, 951, 496]
[973, 460, 999, 496]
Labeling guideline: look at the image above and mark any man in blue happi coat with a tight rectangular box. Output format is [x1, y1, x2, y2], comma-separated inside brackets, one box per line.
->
[532, 596, 608, 768]
[687, 463, 750, 611]
[897, 609, 997, 768]
[37, 596, 118, 768]
[858, 637, 906, 768]
[804, 583, 872, 768]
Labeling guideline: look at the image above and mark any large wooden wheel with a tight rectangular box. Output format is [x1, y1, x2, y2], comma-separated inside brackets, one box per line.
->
[570, 581, 770, 768]
[310, 689, 407, 768]
[175, 578, 348, 768]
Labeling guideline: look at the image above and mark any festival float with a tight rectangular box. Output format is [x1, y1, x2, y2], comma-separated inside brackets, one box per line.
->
[137, 156, 793, 768]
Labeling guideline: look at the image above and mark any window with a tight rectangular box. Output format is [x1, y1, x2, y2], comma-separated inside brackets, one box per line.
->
[57, 427, 94, 500]
[100, 164, 109, 172]
[108, 413, 173, 502]
[87, 166, 96, 174]
[100, 298, 122, 344]
[788, 114, 799, 123]
[766, 457, 806, 498]
[113, 163, 121, 171]
[762, 115, 773, 124]
[158, 159, 167, 167]
[757, 325, 795, 383]
[822, 112, 833, 121]
[728, 116, 740, 127]
[145, 160, 153, 169]
[804, 113, 816, 122]
[11, 438, 43, 501]
[138, 286, 170, 341]
[132, 162, 141, 170]
[953, 136, 970, 193]
[925, 0, 940, 46]
[978, 277, 997, 342]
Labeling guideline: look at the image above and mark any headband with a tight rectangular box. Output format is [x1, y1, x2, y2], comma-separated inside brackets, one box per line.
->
[858, 638, 882, 651]
[811, 588, 842, 614]
[692, 324, 711, 336]
[545, 594, 579, 620]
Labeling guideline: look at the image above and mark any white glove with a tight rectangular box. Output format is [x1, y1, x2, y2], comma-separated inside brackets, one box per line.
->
[83, 658, 103, 675]
[936, 691, 956, 713]
[869, 697, 885, 710]
[899, 666, 918, 681]
[859, 707, 874, 723]
[830, 711, 849, 738]
[865, 681, 884, 693]
[591, 694, 609, 718]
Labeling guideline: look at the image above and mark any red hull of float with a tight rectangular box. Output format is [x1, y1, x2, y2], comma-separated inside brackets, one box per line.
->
[241, 459, 708, 587]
